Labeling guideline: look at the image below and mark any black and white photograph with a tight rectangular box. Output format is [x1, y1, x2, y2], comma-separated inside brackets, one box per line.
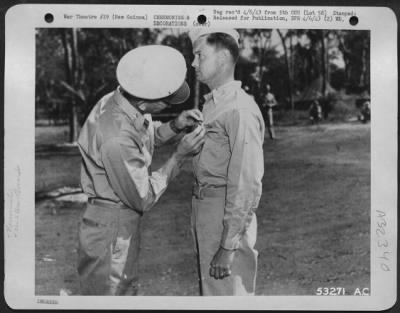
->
[34, 26, 373, 296]
[4, 4, 397, 310]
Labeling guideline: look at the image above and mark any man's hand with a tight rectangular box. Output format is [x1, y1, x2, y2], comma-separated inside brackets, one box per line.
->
[209, 247, 236, 280]
[175, 125, 205, 158]
[174, 109, 204, 132]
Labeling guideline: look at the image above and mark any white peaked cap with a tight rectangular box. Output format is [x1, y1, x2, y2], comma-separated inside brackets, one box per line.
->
[188, 28, 240, 45]
[116, 45, 190, 104]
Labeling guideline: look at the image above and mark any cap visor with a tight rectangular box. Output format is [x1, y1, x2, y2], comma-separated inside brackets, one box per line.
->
[164, 81, 190, 105]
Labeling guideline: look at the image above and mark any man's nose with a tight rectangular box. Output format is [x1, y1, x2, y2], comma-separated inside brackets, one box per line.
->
[191, 57, 198, 68]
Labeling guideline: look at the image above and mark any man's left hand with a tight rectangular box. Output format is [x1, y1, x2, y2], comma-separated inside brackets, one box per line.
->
[209, 247, 236, 280]
[175, 109, 203, 131]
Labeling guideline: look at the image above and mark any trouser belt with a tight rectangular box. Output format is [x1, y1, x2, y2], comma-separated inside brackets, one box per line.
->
[192, 185, 226, 200]
[88, 198, 128, 210]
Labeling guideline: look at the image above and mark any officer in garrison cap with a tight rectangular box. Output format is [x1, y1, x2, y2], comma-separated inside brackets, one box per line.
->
[77, 45, 205, 296]
[188, 29, 265, 295]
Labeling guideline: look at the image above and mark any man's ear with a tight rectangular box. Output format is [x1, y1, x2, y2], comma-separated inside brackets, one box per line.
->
[220, 48, 233, 65]
[137, 100, 147, 111]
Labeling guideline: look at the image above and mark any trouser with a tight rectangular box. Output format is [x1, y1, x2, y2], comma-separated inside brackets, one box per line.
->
[265, 108, 275, 139]
[191, 186, 258, 296]
[77, 198, 142, 295]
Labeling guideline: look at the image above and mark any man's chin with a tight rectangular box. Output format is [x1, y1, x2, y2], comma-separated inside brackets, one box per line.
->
[196, 73, 204, 81]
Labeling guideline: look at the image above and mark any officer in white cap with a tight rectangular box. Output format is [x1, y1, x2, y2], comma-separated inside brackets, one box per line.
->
[77, 45, 205, 295]
[188, 29, 265, 295]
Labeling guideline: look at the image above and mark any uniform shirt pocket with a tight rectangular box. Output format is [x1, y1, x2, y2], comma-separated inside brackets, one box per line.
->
[204, 124, 229, 154]
[198, 123, 230, 179]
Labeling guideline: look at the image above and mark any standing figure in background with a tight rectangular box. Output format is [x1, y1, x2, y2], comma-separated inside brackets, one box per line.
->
[189, 28, 265, 296]
[309, 99, 322, 124]
[263, 84, 277, 140]
[358, 100, 371, 123]
[77, 45, 205, 296]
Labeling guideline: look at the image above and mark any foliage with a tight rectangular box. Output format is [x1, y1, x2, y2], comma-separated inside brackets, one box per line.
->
[36, 28, 370, 138]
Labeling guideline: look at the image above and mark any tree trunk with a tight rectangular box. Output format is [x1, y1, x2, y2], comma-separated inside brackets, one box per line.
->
[289, 33, 294, 110]
[338, 33, 351, 85]
[277, 29, 294, 111]
[61, 30, 72, 83]
[259, 31, 270, 91]
[320, 30, 327, 97]
[61, 28, 80, 143]
[325, 35, 330, 92]
[360, 37, 369, 88]
[71, 29, 80, 142]
[61, 30, 75, 142]
[69, 106, 78, 142]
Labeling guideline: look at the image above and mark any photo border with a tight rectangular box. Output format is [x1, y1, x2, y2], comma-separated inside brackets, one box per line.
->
[2, 1, 398, 310]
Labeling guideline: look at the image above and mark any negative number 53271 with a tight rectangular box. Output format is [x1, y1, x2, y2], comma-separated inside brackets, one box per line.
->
[316, 287, 346, 296]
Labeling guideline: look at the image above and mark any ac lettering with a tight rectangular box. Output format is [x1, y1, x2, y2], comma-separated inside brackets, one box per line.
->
[354, 288, 369, 296]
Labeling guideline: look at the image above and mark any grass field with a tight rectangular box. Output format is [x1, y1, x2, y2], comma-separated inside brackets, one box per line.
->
[35, 121, 370, 296]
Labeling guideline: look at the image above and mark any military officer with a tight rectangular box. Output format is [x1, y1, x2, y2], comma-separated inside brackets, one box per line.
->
[77, 45, 205, 295]
[189, 29, 265, 295]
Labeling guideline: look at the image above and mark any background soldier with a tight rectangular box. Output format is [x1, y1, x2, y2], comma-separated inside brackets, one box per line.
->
[262, 84, 278, 139]
[359, 100, 371, 123]
[309, 99, 322, 124]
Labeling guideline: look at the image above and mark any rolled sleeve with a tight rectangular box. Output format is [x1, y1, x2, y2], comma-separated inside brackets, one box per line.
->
[220, 109, 264, 250]
[101, 137, 178, 213]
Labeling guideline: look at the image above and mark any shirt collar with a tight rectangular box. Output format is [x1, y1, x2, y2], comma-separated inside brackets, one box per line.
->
[113, 86, 149, 131]
[203, 80, 242, 105]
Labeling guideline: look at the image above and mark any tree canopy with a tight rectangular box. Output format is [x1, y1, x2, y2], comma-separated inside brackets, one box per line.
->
[36, 28, 370, 141]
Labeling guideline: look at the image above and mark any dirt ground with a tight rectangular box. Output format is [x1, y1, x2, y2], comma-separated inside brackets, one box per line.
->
[35, 122, 370, 296]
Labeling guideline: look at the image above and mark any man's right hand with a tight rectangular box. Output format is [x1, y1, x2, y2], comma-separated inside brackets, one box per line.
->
[175, 125, 205, 158]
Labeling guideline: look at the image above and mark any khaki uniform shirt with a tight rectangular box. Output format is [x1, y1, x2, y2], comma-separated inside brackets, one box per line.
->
[193, 81, 265, 250]
[77, 87, 180, 213]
